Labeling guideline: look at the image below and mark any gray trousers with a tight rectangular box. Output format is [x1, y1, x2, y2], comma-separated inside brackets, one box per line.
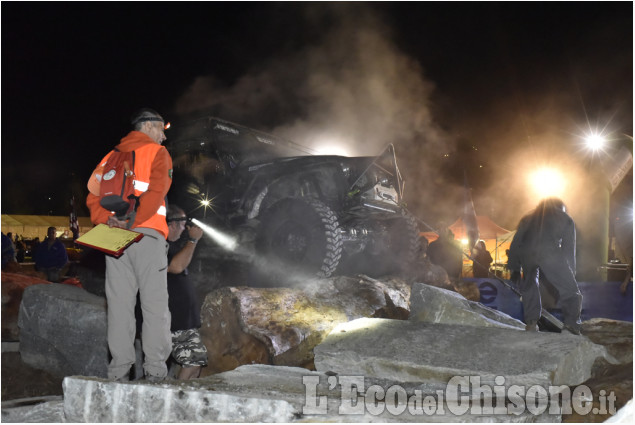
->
[520, 258, 582, 331]
[105, 228, 172, 380]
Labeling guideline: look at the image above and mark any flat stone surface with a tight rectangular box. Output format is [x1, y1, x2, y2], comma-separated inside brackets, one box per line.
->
[409, 282, 524, 329]
[60, 364, 559, 422]
[314, 318, 612, 388]
[62, 371, 299, 422]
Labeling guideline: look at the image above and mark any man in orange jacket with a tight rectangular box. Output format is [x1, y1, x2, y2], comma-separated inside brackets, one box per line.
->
[87, 108, 173, 381]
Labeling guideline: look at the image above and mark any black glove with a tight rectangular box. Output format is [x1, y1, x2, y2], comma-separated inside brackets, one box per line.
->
[510, 271, 521, 285]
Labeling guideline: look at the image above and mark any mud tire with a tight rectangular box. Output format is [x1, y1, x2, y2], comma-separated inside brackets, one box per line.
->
[387, 210, 421, 273]
[256, 198, 342, 279]
[364, 210, 421, 277]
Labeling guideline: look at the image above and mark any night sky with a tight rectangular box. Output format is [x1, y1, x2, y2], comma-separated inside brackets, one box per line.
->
[2, 2, 632, 234]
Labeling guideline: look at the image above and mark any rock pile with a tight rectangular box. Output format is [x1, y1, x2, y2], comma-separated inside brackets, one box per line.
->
[8, 273, 633, 422]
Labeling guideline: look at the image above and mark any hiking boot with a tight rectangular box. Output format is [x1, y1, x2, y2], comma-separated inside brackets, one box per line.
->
[525, 320, 539, 332]
[145, 374, 166, 382]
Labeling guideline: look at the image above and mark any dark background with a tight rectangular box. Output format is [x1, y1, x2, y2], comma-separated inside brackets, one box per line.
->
[2, 2, 632, 235]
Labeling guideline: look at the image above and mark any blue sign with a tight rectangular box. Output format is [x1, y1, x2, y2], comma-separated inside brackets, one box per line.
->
[467, 278, 633, 323]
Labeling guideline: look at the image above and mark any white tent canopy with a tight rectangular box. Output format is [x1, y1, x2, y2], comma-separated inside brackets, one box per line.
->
[1, 214, 93, 240]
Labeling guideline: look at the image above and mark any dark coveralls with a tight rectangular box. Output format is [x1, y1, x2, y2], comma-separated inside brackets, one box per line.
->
[508, 204, 582, 332]
[428, 230, 463, 279]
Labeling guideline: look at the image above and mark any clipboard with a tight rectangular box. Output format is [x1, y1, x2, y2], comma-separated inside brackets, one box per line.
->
[76, 224, 144, 257]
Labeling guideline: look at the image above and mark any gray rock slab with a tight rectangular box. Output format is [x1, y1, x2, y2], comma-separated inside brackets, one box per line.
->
[1, 396, 65, 423]
[63, 367, 303, 422]
[18, 283, 108, 378]
[410, 282, 525, 329]
[314, 318, 612, 389]
[581, 318, 633, 364]
[62, 364, 558, 423]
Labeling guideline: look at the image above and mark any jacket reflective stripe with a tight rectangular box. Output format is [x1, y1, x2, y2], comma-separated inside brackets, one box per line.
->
[133, 180, 149, 192]
[133, 177, 165, 217]
[130, 143, 169, 237]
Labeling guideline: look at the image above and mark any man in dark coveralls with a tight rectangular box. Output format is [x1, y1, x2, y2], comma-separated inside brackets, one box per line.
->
[163, 204, 208, 379]
[508, 198, 582, 334]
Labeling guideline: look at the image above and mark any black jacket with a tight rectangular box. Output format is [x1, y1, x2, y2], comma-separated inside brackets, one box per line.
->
[508, 207, 576, 272]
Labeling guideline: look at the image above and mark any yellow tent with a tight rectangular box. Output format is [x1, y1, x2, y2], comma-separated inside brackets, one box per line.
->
[421, 215, 513, 277]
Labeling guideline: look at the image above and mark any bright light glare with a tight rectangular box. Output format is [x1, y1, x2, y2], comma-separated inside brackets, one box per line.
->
[195, 195, 216, 218]
[528, 167, 566, 199]
[191, 218, 237, 251]
[585, 133, 606, 151]
[460, 239, 468, 245]
[314, 143, 351, 156]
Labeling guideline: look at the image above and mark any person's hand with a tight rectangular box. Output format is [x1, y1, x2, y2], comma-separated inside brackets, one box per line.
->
[107, 216, 128, 229]
[188, 224, 204, 241]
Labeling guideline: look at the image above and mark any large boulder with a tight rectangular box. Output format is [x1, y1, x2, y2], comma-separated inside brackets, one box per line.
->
[199, 275, 412, 375]
[18, 283, 108, 378]
[409, 282, 524, 329]
[314, 318, 614, 388]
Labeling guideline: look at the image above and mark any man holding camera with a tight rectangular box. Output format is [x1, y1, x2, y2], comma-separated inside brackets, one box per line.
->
[164, 204, 208, 379]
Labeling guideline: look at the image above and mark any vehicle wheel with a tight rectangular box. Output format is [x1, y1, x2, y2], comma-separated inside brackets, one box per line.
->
[365, 210, 421, 277]
[389, 211, 421, 271]
[256, 198, 342, 280]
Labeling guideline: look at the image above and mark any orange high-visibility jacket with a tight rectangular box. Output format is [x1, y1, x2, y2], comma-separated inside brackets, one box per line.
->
[86, 131, 173, 239]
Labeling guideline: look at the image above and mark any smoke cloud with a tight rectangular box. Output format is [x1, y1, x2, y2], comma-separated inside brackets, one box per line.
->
[174, 4, 453, 225]
[173, 3, 632, 277]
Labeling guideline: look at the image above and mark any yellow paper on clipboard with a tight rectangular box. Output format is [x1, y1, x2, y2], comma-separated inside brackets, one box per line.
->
[76, 224, 144, 257]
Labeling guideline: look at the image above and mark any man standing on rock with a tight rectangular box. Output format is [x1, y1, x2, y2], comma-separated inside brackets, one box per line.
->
[508, 198, 582, 334]
[86, 108, 173, 381]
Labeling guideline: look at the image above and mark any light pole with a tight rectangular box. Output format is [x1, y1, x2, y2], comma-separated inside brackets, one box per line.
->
[579, 132, 633, 281]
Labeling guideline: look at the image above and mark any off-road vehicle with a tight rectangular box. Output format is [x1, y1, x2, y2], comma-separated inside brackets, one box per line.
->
[168, 117, 420, 282]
